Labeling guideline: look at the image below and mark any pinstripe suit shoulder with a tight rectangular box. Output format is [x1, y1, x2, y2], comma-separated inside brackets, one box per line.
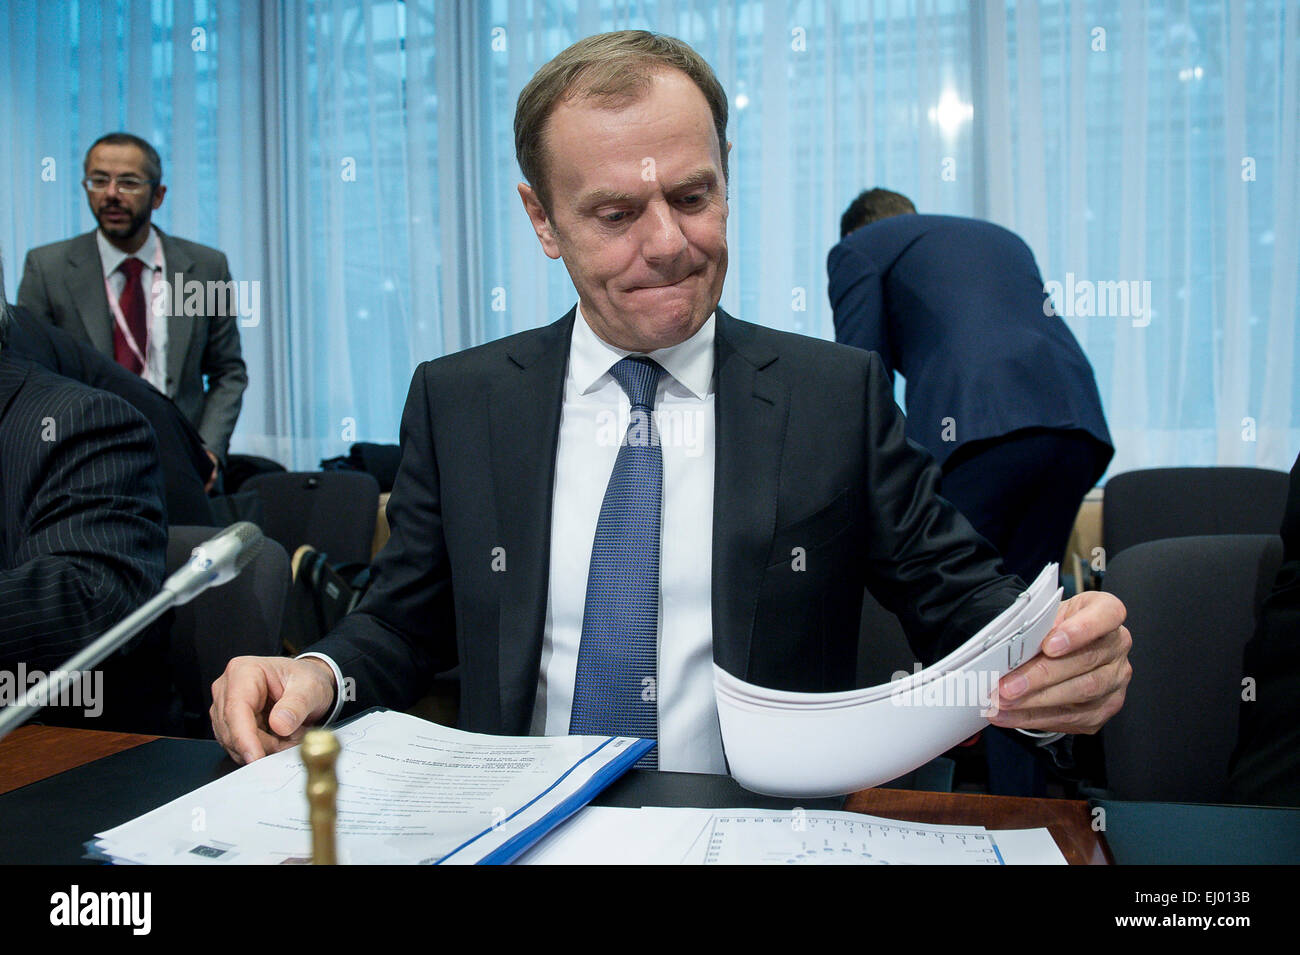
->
[0, 351, 167, 670]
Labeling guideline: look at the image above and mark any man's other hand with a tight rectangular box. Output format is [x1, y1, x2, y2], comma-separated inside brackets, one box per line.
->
[210, 656, 336, 764]
[988, 590, 1132, 735]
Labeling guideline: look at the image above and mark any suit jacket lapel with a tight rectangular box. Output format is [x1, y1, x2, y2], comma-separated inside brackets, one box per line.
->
[488, 310, 573, 732]
[160, 230, 195, 396]
[63, 233, 114, 356]
[711, 308, 789, 680]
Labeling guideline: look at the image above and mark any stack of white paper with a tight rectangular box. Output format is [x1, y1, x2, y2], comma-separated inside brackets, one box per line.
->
[90, 710, 651, 865]
[715, 564, 1062, 797]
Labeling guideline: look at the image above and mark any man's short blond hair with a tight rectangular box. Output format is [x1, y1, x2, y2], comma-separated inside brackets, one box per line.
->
[514, 30, 729, 211]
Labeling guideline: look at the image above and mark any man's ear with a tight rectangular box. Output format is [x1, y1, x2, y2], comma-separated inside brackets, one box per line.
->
[150, 184, 167, 211]
[518, 183, 561, 260]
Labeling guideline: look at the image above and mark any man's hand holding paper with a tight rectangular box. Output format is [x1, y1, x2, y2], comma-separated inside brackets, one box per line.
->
[990, 590, 1132, 736]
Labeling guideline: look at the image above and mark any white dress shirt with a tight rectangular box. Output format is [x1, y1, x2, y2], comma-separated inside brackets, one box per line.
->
[97, 227, 168, 394]
[529, 307, 721, 773]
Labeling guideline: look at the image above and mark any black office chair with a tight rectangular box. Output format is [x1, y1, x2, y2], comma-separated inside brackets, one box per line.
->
[242, 470, 381, 567]
[1102, 467, 1289, 561]
[1100, 533, 1283, 802]
[165, 526, 291, 738]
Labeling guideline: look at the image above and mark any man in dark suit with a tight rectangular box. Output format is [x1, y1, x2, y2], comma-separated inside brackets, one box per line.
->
[0, 260, 173, 732]
[828, 192, 1114, 580]
[211, 31, 1131, 773]
[17, 132, 247, 482]
[829, 192, 1115, 794]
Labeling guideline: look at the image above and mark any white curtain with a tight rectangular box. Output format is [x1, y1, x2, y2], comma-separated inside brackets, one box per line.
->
[0, 0, 279, 453]
[2, 0, 1297, 474]
[958, 0, 1299, 475]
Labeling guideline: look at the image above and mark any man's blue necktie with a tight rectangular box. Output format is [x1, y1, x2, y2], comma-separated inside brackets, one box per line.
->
[570, 356, 663, 768]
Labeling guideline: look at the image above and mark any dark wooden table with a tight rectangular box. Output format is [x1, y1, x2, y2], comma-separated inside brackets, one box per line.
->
[0, 725, 158, 795]
[0, 724, 1110, 864]
[843, 787, 1110, 864]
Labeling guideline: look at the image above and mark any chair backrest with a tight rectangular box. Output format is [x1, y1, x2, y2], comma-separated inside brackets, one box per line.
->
[165, 526, 290, 737]
[222, 452, 288, 493]
[242, 470, 381, 567]
[1101, 533, 1283, 802]
[1103, 467, 1289, 560]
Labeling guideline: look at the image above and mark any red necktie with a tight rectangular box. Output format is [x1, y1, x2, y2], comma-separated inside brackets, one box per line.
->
[114, 257, 148, 375]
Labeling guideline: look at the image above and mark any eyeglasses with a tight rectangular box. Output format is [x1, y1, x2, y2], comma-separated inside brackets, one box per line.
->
[82, 175, 156, 195]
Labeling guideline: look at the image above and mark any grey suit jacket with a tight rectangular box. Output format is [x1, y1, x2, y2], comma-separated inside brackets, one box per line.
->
[17, 229, 248, 460]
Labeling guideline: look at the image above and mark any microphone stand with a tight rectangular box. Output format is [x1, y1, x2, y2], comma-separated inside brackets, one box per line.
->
[0, 522, 263, 742]
[0, 590, 179, 742]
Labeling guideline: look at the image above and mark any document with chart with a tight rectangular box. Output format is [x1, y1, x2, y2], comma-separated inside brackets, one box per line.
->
[698, 810, 1002, 864]
[516, 806, 1067, 865]
[90, 710, 652, 865]
[714, 564, 1062, 797]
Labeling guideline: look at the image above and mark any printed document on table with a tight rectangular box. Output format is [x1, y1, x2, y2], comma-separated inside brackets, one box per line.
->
[517, 806, 1066, 864]
[697, 810, 1002, 864]
[515, 807, 716, 864]
[92, 710, 651, 865]
[986, 826, 1069, 865]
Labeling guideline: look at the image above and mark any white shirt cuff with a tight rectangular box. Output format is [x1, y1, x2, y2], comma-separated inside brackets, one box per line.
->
[296, 651, 345, 726]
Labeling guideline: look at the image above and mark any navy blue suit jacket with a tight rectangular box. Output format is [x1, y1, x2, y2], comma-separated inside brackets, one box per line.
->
[828, 214, 1112, 473]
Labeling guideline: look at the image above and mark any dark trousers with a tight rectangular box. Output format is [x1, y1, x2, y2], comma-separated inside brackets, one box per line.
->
[940, 427, 1107, 796]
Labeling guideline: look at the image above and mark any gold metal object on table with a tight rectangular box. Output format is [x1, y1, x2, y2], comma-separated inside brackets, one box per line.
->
[301, 729, 341, 865]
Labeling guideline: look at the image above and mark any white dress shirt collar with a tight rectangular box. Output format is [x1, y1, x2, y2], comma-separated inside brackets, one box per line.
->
[571, 304, 715, 400]
[96, 226, 161, 278]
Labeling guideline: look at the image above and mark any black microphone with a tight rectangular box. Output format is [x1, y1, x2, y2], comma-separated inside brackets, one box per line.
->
[0, 523, 266, 740]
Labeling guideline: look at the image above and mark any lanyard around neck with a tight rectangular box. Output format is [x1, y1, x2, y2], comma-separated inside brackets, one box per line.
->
[104, 241, 165, 368]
